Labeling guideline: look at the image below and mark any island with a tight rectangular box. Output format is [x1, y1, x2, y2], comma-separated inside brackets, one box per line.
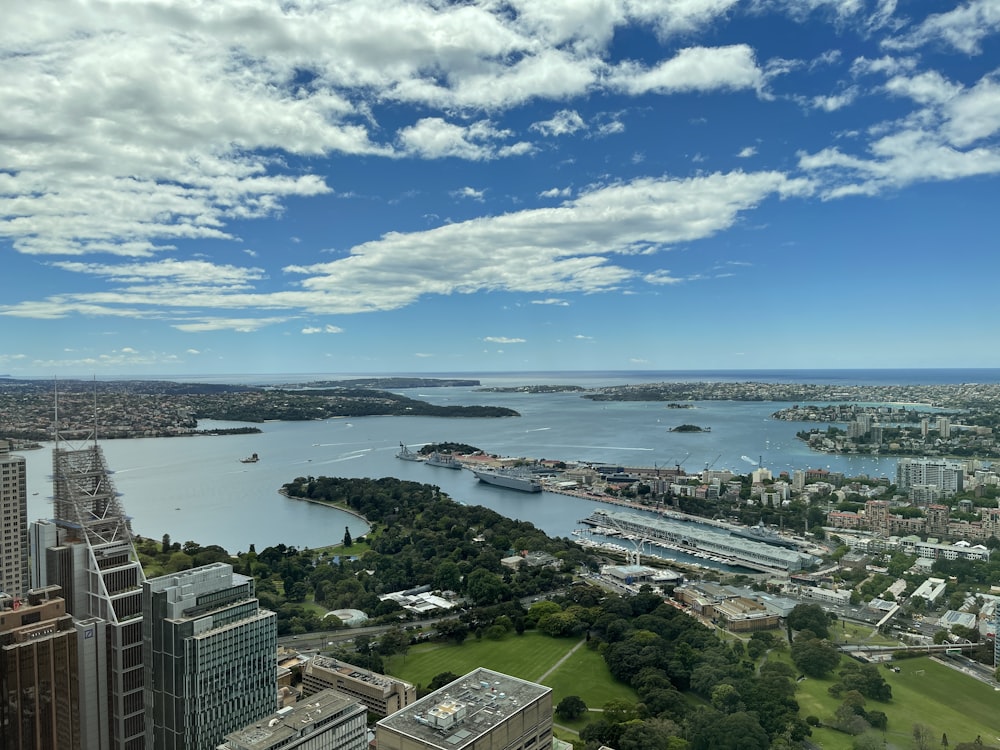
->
[668, 424, 710, 432]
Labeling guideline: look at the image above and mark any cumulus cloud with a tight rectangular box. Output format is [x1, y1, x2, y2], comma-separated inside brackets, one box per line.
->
[811, 86, 859, 111]
[609, 45, 766, 95]
[532, 298, 570, 305]
[453, 187, 487, 201]
[531, 109, 586, 136]
[737, 146, 758, 158]
[397, 118, 531, 160]
[483, 336, 526, 344]
[539, 187, 573, 199]
[800, 67, 1000, 197]
[883, 0, 1000, 54]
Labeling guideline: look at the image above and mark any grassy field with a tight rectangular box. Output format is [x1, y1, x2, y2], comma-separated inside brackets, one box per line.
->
[384, 632, 637, 709]
[770, 651, 1000, 749]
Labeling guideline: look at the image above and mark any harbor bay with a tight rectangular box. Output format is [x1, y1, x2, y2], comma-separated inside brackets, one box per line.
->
[19, 376, 919, 554]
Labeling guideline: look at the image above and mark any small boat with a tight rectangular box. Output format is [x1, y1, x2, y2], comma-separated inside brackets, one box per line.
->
[240, 453, 259, 463]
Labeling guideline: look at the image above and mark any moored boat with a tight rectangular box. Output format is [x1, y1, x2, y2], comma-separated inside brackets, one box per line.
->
[469, 467, 542, 492]
[396, 443, 421, 461]
[425, 451, 463, 469]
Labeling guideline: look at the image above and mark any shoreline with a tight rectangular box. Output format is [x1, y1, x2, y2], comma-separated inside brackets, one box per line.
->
[277, 487, 373, 537]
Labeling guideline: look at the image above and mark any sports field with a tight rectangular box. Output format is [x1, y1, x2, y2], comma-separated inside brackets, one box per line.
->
[384, 631, 637, 708]
[773, 652, 1000, 749]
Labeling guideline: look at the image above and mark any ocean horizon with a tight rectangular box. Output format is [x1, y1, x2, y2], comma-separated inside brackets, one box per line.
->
[8, 367, 1000, 387]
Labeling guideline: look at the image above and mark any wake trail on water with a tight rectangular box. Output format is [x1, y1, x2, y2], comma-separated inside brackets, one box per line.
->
[551, 444, 654, 451]
[526, 427, 551, 432]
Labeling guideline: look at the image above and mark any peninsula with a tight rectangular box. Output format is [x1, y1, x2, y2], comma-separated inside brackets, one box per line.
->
[0, 378, 518, 442]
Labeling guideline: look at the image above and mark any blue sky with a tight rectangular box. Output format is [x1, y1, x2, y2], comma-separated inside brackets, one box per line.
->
[2, 0, 1000, 377]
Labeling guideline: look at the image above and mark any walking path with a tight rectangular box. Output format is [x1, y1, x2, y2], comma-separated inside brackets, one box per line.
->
[539, 637, 587, 683]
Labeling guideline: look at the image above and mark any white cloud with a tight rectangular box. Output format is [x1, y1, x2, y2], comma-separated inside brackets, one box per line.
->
[453, 187, 487, 202]
[737, 146, 758, 158]
[644, 270, 684, 285]
[609, 45, 765, 95]
[186, 349, 201, 355]
[397, 118, 530, 160]
[800, 67, 1000, 197]
[531, 109, 586, 136]
[532, 298, 570, 305]
[884, 0, 1000, 54]
[596, 119, 626, 136]
[302, 324, 344, 334]
[483, 336, 526, 344]
[812, 86, 859, 111]
[574, 333, 593, 339]
[172, 317, 291, 333]
[850, 55, 917, 78]
[539, 187, 573, 199]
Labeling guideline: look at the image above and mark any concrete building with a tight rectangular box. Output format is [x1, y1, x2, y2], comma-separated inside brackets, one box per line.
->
[0, 440, 28, 601]
[216, 689, 368, 750]
[303, 655, 416, 718]
[30, 437, 147, 750]
[375, 668, 552, 750]
[0, 586, 93, 750]
[143, 562, 277, 750]
[896, 458, 964, 498]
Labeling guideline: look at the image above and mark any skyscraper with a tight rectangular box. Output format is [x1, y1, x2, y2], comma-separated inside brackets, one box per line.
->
[143, 562, 277, 750]
[0, 440, 28, 602]
[32, 427, 147, 749]
[0, 585, 107, 750]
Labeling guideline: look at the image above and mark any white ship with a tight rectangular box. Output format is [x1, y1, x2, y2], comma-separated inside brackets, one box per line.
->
[470, 467, 542, 492]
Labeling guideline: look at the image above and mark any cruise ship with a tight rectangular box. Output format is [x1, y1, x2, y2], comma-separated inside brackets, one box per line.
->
[425, 451, 463, 469]
[469, 467, 542, 493]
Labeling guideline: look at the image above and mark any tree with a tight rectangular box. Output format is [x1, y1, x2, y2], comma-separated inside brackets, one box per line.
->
[787, 603, 832, 639]
[913, 723, 934, 750]
[790, 634, 841, 678]
[343, 526, 352, 548]
[555, 695, 587, 720]
[427, 671, 459, 692]
[466, 569, 508, 606]
[161, 533, 171, 554]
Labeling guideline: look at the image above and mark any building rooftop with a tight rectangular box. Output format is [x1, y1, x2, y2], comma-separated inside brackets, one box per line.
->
[218, 688, 363, 750]
[376, 668, 550, 750]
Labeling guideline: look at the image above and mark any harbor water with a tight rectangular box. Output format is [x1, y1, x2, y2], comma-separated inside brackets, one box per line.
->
[19, 370, 995, 554]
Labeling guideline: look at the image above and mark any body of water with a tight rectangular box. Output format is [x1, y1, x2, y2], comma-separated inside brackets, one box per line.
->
[20, 369, 1000, 554]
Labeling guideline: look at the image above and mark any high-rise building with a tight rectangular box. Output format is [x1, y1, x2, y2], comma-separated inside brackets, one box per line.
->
[0, 440, 28, 601]
[937, 417, 952, 439]
[896, 458, 964, 498]
[375, 668, 553, 750]
[217, 688, 368, 750]
[32, 435, 147, 750]
[0, 585, 108, 750]
[143, 562, 277, 750]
